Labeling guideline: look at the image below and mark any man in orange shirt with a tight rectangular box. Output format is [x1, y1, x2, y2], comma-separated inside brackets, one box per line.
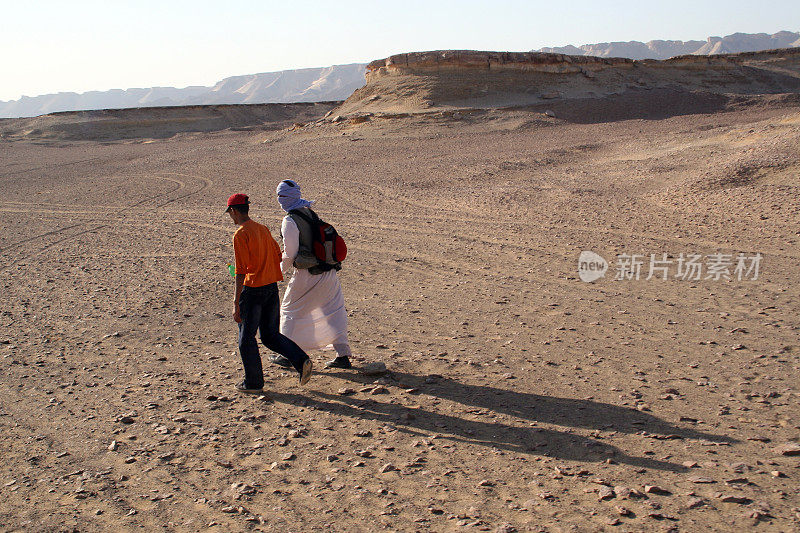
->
[227, 193, 312, 392]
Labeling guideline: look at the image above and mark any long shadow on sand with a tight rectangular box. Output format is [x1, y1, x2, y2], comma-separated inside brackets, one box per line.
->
[327, 370, 736, 445]
[271, 389, 685, 472]
[269, 369, 734, 472]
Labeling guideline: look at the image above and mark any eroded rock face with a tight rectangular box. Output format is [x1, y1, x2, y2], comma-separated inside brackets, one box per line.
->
[366, 51, 633, 79]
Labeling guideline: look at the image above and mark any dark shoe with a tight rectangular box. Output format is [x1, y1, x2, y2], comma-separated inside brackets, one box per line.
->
[325, 356, 352, 369]
[235, 381, 263, 394]
[299, 358, 313, 386]
[269, 354, 292, 368]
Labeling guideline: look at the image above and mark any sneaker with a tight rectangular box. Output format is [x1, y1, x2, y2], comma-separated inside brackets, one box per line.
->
[299, 358, 313, 386]
[235, 381, 263, 394]
[325, 356, 352, 369]
[269, 354, 292, 368]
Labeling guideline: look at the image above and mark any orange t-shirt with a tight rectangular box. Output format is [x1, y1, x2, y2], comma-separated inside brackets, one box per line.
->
[233, 219, 283, 287]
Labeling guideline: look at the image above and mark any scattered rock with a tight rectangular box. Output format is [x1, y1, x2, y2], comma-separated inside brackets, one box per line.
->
[686, 497, 706, 509]
[774, 443, 800, 456]
[688, 476, 715, 484]
[598, 486, 616, 500]
[720, 494, 751, 504]
[643, 485, 671, 495]
[380, 463, 398, 473]
[361, 362, 387, 375]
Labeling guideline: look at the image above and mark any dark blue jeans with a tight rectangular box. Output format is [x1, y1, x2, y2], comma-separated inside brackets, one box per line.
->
[238, 283, 308, 388]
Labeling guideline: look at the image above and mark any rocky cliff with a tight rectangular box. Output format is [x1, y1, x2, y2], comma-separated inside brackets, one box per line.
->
[334, 48, 800, 115]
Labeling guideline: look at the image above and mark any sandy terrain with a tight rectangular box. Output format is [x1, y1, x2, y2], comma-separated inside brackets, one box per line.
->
[1, 74, 799, 532]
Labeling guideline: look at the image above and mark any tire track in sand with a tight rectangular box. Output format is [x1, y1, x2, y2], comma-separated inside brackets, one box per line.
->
[0, 173, 212, 273]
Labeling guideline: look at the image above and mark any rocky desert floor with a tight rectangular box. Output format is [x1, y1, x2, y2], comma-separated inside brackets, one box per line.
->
[0, 95, 799, 532]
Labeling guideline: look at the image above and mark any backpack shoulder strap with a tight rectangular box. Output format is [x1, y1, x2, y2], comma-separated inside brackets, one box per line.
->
[288, 208, 319, 226]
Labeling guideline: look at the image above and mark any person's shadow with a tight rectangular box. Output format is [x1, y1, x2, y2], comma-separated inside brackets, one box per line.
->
[269, 369, 736, 472]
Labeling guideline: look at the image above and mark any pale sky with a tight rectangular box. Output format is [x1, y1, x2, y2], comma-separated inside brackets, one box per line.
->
[1, 0, 797, 102]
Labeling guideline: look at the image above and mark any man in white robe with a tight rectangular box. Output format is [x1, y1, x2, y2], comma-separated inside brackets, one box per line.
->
[271, 179, 353, 369]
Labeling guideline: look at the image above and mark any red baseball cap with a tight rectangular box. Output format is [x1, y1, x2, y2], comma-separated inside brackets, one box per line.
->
[225, 193, 249, 213]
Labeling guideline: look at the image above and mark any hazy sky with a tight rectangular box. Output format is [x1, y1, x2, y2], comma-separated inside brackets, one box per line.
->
[1, 0, 797, 101]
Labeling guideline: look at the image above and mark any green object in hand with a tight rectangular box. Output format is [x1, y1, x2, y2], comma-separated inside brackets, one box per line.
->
[227, 263, 235, 277]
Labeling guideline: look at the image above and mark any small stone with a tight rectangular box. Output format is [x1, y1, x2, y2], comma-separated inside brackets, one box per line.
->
[478, 479, 495, 487]
[118, 416, 135, 424]
[720, 495, 751, 504]
[361, 362, 387, 375]
[598, 486, 616, 500]
[124, 457, 136, 464]
[337, 388, 356, 395]
[770, 470, 786, 478]
[644, 485, 671, 495]
[495, 524, 516, 533]
[380, 463, 398, 473]
[614, 506, 632, 516]
[326, 454, 339, 462]
[686, 497, 706, 509]
[282, 453, 296, 461]
[371, 386, 389, 395]
[774, 443, 800, 456]
[108, 441, 118, 451]
[682, 461, 699, 468]
[689, 476, 715, 484]
[725, 477, 749, 485]
[544, 110, 556, 118]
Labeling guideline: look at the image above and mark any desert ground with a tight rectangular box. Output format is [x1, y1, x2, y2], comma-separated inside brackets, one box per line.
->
[1, 89, 799, 532]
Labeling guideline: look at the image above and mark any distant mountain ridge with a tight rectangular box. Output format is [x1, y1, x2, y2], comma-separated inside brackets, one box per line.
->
[537, 30, 799, 60]
[0, 64, 366, 119]
[3, 31, 798, 119]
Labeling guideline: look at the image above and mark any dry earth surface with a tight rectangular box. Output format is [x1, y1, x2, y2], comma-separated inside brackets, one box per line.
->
[1, 89, 799, 533]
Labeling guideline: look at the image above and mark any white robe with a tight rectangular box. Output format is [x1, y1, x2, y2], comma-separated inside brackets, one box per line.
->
[279, 215, 349, 351]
